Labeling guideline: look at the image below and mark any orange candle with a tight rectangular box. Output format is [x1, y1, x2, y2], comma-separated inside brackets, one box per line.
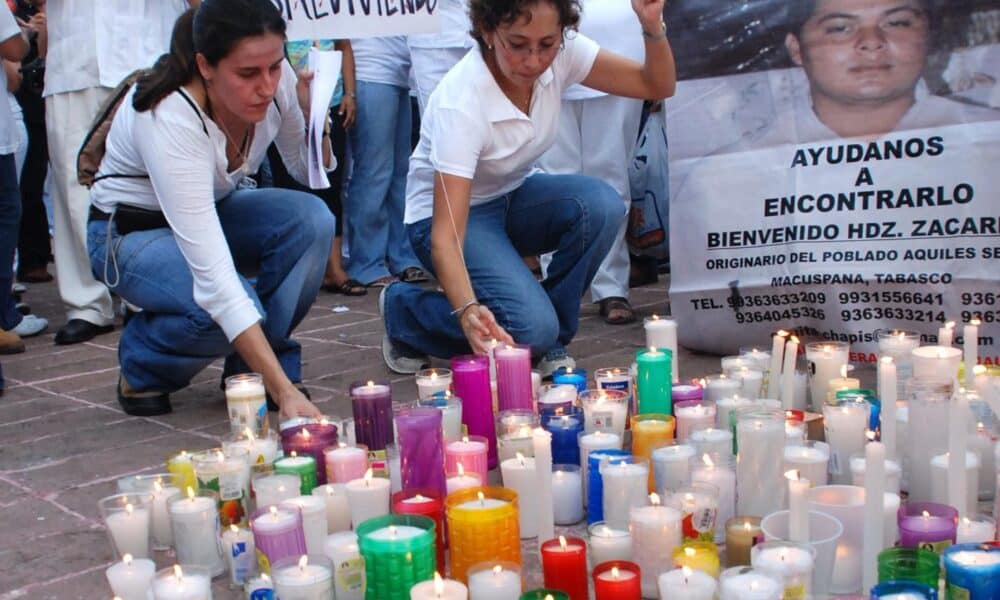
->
[446, 486, 521, 582]
[629, 414, 675, 491]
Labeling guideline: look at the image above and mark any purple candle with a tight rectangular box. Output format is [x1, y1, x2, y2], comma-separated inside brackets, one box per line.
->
[495, 344, 533, 412]
[671, 383, 704, 405]
[351, 380, 393, 451]
[898, 502, 959, 553]
[451, 355, 498, 469]
[250, 505, 306, 567]
[395, 407, 446, 496]
[280, 420, 338, 485]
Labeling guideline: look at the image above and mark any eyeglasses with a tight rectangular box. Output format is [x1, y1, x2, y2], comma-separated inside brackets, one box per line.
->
[494, 32, 562, 60]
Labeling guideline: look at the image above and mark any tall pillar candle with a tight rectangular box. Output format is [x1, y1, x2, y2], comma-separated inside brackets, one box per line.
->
[786, 471, 810, 544]
[500, 452, 540, 538]
[878, 357, 898, 458]
[906, 377, 954, 502]
[630, 494, 682, 598]
[445, 487, 521, 583]
[533, 428, 555, 542]
[949, 389, 970, 516]
[765, 330, 789, 400]
[392, 489, 445, 572]
[876, 329, 920, 398]
[781, 336, 801, 410]
[636, 347, 672, 414]
[345, 469, 391, 530]
[644, 316, 678, 382]
[964, 319, 981, 388]
[452, 355, 498, 469]
[862, 440, 886, 593]
[445, 435, 489, 484]
[356, 514, 437, 599]
[495, 344, 533, 411]
[822, 400, 868, 484]
[736, 408, 785, 517]
[281, 419, 339, 486]
[629, 413, 674, 492]
[930, 451, 980, 516]
[351, 380, 393, 452]
[542, 411, 584, 466]
[588, 450, 631, 522]
[600, 458, 648, 531]
[395, 407, 446, 496]
[898, 502, 958, 553]
[691, 453, 736, 543]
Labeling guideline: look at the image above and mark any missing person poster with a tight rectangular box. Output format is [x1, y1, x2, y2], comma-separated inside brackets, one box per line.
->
[666, 0, 1000, 361]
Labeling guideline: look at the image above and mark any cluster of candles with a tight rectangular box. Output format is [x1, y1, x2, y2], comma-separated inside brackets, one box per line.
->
[100, 317, 1000, 599]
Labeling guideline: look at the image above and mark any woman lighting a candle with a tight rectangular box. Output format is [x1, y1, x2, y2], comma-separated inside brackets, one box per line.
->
[380, 0, 675, 376]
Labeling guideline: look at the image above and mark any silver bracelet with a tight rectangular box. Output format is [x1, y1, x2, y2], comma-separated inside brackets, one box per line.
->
[450, 299, 480, 318]
[643, 21, 667, 41]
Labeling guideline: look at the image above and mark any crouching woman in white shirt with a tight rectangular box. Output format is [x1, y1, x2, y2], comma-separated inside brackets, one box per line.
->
[381, 0, 675, 374]
[87, 1, 333, 418]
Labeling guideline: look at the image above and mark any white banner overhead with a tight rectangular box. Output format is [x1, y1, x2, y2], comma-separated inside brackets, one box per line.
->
[271, 0, 441, 41]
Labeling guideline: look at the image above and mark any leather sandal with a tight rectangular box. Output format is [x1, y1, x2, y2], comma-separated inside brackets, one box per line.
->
[599, 297, 637, 325]
[322, 278, 368, 296]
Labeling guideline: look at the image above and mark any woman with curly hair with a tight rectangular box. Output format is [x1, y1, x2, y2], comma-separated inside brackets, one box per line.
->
[381, 0, 675, 375]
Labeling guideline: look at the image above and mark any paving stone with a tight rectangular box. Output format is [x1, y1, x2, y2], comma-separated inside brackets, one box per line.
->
[0, 405, 124, 448]
[51, 478, 128, 523]
[0, 496, 90, 548]
[0, 528, 110, 593]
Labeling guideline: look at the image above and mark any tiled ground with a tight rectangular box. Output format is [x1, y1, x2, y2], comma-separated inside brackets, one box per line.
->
[0, 275, 723, 599]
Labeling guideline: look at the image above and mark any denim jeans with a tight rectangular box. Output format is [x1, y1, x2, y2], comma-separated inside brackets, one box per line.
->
[87, 188, 334, 392]
[344, 80, 419, 283]
[0, 153, 22, 331]
[384, 173, 624, 359]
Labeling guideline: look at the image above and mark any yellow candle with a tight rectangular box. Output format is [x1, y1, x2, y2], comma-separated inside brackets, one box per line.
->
[629, 413, 675, 492]
[166, 450, 196, 492]
[671, 540, 721, 577]
[724, 516, 763, 566]
[445, 487, 520, 583]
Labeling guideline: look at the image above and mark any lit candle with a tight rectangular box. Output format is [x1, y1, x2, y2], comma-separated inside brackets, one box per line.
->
[537, 383, 578, 417]
[280, 420, 339, 486]
[878, 356, 898, 459]
[911, 346, 962, 382]
[551, 464, 582, 526]
[553, 366, 588, 393]
[579, 389, 629, 439]
[452, 355, 497, 469]
[345, 468, 390, 530]
[704, 373, 742, 404]
[280, 496, 327, 556]
[724, 517, 763, 566]
[600, 459, 649, 531]
[421, 391, 464, 441]
[221, 524, 255, 587]
[224, 373, 267, 436]
[250, 504, 306, 569]
[750, 541, 815, 600]
[168, 488, 225, 576]
[657, 566, 716, 600]
[956, 515, 997, 544]
[224, 427, 280, 467]
[782, 442, 829, 488]
[445, 435, 489, 484]
[630, 493, 682, 598]
[541, 411, 583, 468]
[578, 431, 622, 500]
[495, 344, 534, 412]
[467, 563, 522, 600]
[786, 470, 810, 544]
[970, 421, 996, 500]
[691, 453, 736, 544]
[150, 564, 211, 600]
[674, 402, 717, 443]
[672, 542, 721, 577]
[588, 521, 632, 564]
[416, 368, 452, 400]
[651, 444, 696, 494]
[500, 452, 540, 538]
[410, 572, 469, 600]
[593, 561, 641, 600]
[540, 536, 587, 600]
[689, 427, 733, 458]
[105, 553, 155, 600]
[765, 330, 788, 400]
[822, 400, 868, 485]
[358, 517, 437, 597]
[594, 367, 633, 424]
[862, 437, 886, 592]
[630, 413, 675, 492]
[644, 316, 679, 382]
[849, 453, 901, 495]
[897, 502, 959, 553]
[274, 452, 318, 496]
[876, 329, 920, 401]
[781, 336, 800, 410]
[719, 566, 783, 600]
[667, 484, 720, 543]
[446, 488, 521, 583]
[636, 347, 672, 414]
[446, 464, 482, 496]
[395, 406, 447, 497]
[271, 554, 335, 599]
[311, 482, 351, 533]
[323, 443, 369, 484]
[942, 543, 1000, 599]
[350, 380, 393, 451]
[100, 493, 153, 560]
[166, 450, 196, 492]
[322, 531, 364, 600]
[254, 473, 301, 508]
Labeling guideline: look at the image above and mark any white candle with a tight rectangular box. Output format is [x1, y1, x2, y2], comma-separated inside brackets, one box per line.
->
[105, 554, 155, 600]
[705, 374, 742, 404]
[578, 431, 622, 500]
[150, 565, 211, 600]
[805, 342, 849, 410]
[254, 473, 301, 509]
[416, 369, 452, 399]
[500, 453, 539, 538]
[551, 467, 583, 525]
[281, 496, 328, 555]
[939, 320, 955, 346]
[652, 444, 696, 493]
[715, 394, 753, 431]
[766, 331, 788, 400]
[956, 515, 997, 544]
[581, 390, 629, 439]
[467, 564, 521, 600]
[912, 346, 962, 382]
[719, 567, 783, 600]
[221, 524, 255, 587]
[675, 403, 717, 442]
[949, 390, 971, 516]
[149, 479, 180, 550]
[736, 367, 764, 400]
[862, 439, 886, 593]
[323, 531, 364, 600]
[878, 357, 898, 459]
[786, 471, 810, 544]
[168, 490, 224, 575]
[691, 454, 736, 544]
[224, 428, 280, 466]
[272, 555, 334, 599]
[225, 375, 267, 435]
[410, 573, 468, 600]
[345, 469, 391, 530]
[822, 402, 868, 485]
[645, 316, 679, 382]
[630, 495, 682, 598]
[781, 336, 800, 410]
[105, 502, 152, 560]
[970, 422, 996, 500]
[311, 483, 351, 534]
[446, 464, 482, 496]
[930, 451, 980, 516]
[690, 428, 733, 458]
[783, 442, 830, 488]
[533, 428, 555, 543]
[600, 460, 649, 531]
[588, 522, 632, 564]
[658, 566, 717, 600]
[849, 455, 901, 495]
[736, 411, 785, 517]
[751, 544, 814, 600]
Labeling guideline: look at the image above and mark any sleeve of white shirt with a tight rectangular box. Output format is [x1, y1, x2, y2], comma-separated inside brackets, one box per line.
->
[0, 7, 21, 42]
[559, 32, 601, 88]
[428, 107, 489, 179]
[134, 103, 262, 341]
[272, 60, 336, 186]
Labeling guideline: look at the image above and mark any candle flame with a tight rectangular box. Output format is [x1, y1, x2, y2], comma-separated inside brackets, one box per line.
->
[682, 566, 693, 578]
[243, 427, 255, 441]
[777, 330, 788, 338]
[545, 596, 554, 600]
[963, 517, 971, 526]
[559, 535, 567, 550]
[477, 491, 486, 505]
[839, 364, 848, 378]
[270, 505, 279, 518]
[290, 450, 298, 457]
[123, 553, 133, 566]
[153, 479, 163, 493]
[216, 449, 225, 462]
[516, 452, 526, 466]
[278, 485, 286, 493]
[750, 581, 759, 591]
[566, 368, 573, 374]
[652, 314, 660, 321]
[125, 503, 134, 516]
[186, 486, 195, 500]
[366, 380, 375, 388]
[298, 555, 308, 570]
[784, 469, 800, 481]
[390, 526, 398, 538]
[922, 510, 930, 518]
[648, 346, 657, 354]
[650, 492, 661, 506]
[301, 429, 311, 440]
[462, 435, 469, 443]
[866, 430, 877, 441]
[430, 371, 438, 382]
[881, 356, 893, 366]
[702, 454, 715, 468]
[493, 565, 503, 575]
[433, 572, 443, 594]
[320, 418, 330, 426]
[971, 318, 981, 326]
[685, 547, 696, 557]
[262, 573, 270, 582]
[744, 521, 752, 531]
[790, 336, 800, 344]
[974, 365, 987, 376]
[173, 565, 183, 581]
[612, 566, 620, 580]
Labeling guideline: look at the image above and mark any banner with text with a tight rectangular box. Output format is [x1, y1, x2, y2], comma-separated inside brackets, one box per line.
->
[272, 0, 440, 40]
[665, 0, 1000, 361]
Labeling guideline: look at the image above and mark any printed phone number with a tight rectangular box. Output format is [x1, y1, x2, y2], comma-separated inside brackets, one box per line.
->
[728, 293, 828, 308]
[734, 307, 826, 323]
[840, 308, 946, 323]
[838, 291, 944, 306]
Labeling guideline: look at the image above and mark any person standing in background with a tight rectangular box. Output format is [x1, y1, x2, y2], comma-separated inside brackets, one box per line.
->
[407, 0, 474, 115]
[42, 0, 195, 345]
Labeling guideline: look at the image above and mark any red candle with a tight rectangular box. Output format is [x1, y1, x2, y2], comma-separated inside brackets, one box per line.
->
[391, 488, 445, 570]
[541, 536, 588, 600]
[592, 560, 640, 599]
[785, 409, 805, 423]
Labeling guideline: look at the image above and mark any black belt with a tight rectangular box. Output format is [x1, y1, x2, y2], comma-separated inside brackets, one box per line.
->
[88, 205, 111, 221]
[89, 204, 170, 234]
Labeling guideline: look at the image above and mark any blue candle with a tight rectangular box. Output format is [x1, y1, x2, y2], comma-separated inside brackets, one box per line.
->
[553, 367, 588, 393]
[586, 449, 630, 525]
[943, 543, 1000, 600]
[870, 580, 937, 599]
[542, 409, 584, 466]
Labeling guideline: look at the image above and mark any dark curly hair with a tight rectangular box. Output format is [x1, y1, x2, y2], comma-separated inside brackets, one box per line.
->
[469, 0, 582, 55]
[787, 0, 935, 37]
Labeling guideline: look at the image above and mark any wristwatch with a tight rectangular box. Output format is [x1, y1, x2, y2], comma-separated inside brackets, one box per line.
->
[643, 20, 667, 41]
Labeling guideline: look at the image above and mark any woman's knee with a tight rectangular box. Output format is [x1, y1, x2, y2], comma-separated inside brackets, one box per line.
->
[501, 303, 559, 352]
[588, 179, 627, 230]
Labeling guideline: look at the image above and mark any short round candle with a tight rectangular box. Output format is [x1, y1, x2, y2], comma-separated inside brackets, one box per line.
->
[391, 489, 445, 571]
[105, 554, 155, 600]
[667, 483, 719, 543]
[724, 516, 763, 566]
[467, 562, 522, 600]
[271, 554, 334, 599]
[345, 469, 391, 530]
[250, 504, 306, 571]
[351, 380, 393, 451]
[410, 572, 469, 600]
[651, 443, 696, 494]
[446, 487, 521, 583]
[588, 521, 632, 564]
[323, 443, 369, 484]
[540, 536, 588, 600]
[956, 515, 997, 544]
[579, 389, 629, 439]
[167, 488, 225, 576]
[672, 541, 721, 577]
[520, 590, 569, 600]
[869, 579, 938, 599]
[783, 442, 831, 489]
[657, 566, 717, 600]
[445, 435, 489, 485]
[357, 514, 437, 600]
[496, 409, 537, 462]
[150, 564, 211, 600]
[672, 383, 704, 404]
[552, 366, 588, 393]
[415, 368, 452, 400]
[718, 566, 783, 600]
[254, 472, 301, 509]
[274, 453, 318, 496]
[898, 502, 959, 554]
[750, 541, 815, 600]
[942, 543, 1000, 600]
[281, 420, 339, 486]
[690, 453, 736, 544]
[592, 560, 641, 599]
[877, 546, 940, 589]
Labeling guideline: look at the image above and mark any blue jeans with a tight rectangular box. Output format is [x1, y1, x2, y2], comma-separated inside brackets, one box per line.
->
[0, 153, 23, 331]
[87, 188, 334, 392]
[344, 80, 419, 283]
[384, 173, 624, 359]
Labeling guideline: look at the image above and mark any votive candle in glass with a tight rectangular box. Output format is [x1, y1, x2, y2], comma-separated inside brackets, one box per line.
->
[123, 473, 180, 551]
[658, 566, 717, 600]
[805, 341, 849, 409]
[719, 566, 783, 600]
[644, 315, 678, 380]
[579, 389, 629, 439]
[629, 493, 682, 598]
[870, 580, 938, 599]
[587, 449, 630, 521]
[542, 410, 584, 466]
[736, 407, 785, 517]
[274, 453, 318, 496]
[552, 464, 584, 525]
[691, 453, 736, 544]
[636, 347, 672, 414]
[689, 427, 733, 458]
[279, 495, 327, 556]
[725, 516, 763, 566]
[667, 482, 719, 544]
[191, 447, 250, 528]
[877, 546, 940, 588]
[150, 565, 211, 600]
[496, 409, 537, 462]
[537, 383, 578, 418]
[105, 553, 155, 600]
[553, 366, 588, 393]
[166, 450, 197, 493]
[956, 515, 997, 544]
[421, 391, 463, 441]
[225, 372, 268, 436]
[822, 399, 869, 484]
[445, 435, 489, 484]
[942, 542, 1000, 600]
[323, 443, 369, 485]
[323, 531, 364, 600]
[897, 502, 958, 554]
[630, 413, 674, 492]
[345, 469, 391, 530]
[593, 560, 641, 600]
[750, 541, 815, 600]
[410, 572, 468, 600]
[651, 443, 695, 494]
[672, 540, 721, 577]
[281, 419, 339, 486]
[588, 521, 631, 564]
[783, 441, 830, 489]
[520, 590, 568, 600]
[357, 514, 436, 599]
[250, 504, 306, 570]
[704, 374, 742, 404]
[271, 554, 334, 599]
[446, 464, 482, 496]
[100, 492, 153, 560]
[674, 401, 717, 443]
[452, 355, 497, 469]
[168, 488, 225, 576]
[446, 487, 521, 583]
[254, 472, 301, 509]
[392, 489, 445, 572]
[540, 535, 588, 600]
[351, 380, 393, 452]
[495, 343, 533, 411]
[415, 368, 452, 400]
[600, 458, 649, 531]
[594, 367, 633, 416]
[396, 406, 446, 496]
[223, 427, 280, 471]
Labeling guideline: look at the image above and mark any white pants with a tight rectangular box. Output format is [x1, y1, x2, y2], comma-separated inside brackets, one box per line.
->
[537, 94, 643, 302]
[409, 46, 469, 115]
[46, 86, 114, 325]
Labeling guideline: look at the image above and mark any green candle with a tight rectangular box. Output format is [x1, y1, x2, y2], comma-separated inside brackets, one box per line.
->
[520, 590, 569, 600]
[636, 347, 672, 415]
[274, 453, 317, 495]
[357, 514, 436, 600]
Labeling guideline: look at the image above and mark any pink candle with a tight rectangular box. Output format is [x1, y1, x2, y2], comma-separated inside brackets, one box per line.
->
[445, 435, 489, 485]
[495, 344, 533, 412]
[324, 444, 369, 484]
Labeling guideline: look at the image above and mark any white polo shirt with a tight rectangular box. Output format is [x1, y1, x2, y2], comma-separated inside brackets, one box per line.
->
[0, 7, 21, 155]
[404, 33, 600, 224]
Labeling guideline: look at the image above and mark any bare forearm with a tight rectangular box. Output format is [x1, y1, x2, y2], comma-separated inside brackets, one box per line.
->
[232, 324, 296, 401]
[641, 33, 677, 98]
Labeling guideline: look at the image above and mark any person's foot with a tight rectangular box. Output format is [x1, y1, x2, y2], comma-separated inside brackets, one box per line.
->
[54, 319, 114, 345]
[17, 267, 52, 283]
[378, 285, 430, 374]
[321, 277, 368, 296]
[11, 314, 48, 337]
[366, 274, 399, 288]
[537, 350, 576, 379]
[397, 267, 429, 283]
[598, 297, 637, 325]
[117, 376, 172, 416]
[0, 328, 24, 354]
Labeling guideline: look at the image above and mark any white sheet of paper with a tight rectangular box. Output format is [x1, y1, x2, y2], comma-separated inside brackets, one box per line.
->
[307, 48, 342, 189]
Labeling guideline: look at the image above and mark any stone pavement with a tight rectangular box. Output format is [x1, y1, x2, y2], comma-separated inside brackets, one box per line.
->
[0, 275, 721, 599]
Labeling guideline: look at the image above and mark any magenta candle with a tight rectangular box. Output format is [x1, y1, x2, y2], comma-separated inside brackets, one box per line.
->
[672, 384, 704, 405]
[280, 420, 338, 486]
[452, 355, 498, 469]
[350, 380, 393, 451]
[898, 502, 959, 553]
[323, 443, 369, 484]
[496, 343, 534, 412]
[250, 505, 306, 568]
[445, 435, 489, 484]
[395, 407, 446, 496]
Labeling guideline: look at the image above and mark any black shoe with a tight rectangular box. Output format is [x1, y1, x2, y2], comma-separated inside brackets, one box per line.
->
[54, 319, 114, 345]
[117, 376, 172, 416]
